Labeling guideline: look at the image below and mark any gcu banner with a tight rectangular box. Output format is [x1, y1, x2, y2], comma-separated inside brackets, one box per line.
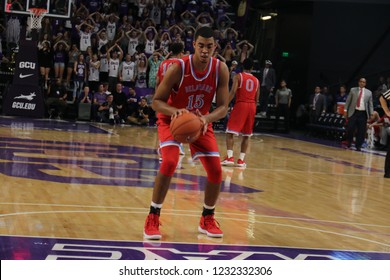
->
[3, 38, 44, 117]
[3, 84, 45, 117]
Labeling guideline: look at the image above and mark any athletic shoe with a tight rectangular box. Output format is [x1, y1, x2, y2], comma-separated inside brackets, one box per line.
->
[143, 213, 161, 240]
[237, 159, 247, 167]
[221, 156, 234, 166]
[198, 214, 223, 238]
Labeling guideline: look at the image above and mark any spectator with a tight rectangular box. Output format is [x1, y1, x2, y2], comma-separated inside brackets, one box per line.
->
[76, 21, 94, 53]
[143, 26, 158, 57]
[66, 44, 81, 88]
[53, 40, 70, 83]
[119, 54, 136, 88]
[148, 52, 164, 90]
[46, 78, 67, 119]
[112, 83, 128, 123]
[93, 84, 108, 121]
[78, 85, 92, 104]
[98, 94, 120, 124]
[38, 41, 53, 90]
[88, 53, 101, 93]
[322, 86, 334, 113]
[73, 53, 87, 103]
[107, 43, 124, 92]
[127, 97, 151, 125]
[274, 79, 293, 132]
[334, 84, 348, 114]
[309, 86, 326, 123]
[126, 87, 139, 117]
[258, 60, 276, 116]
[125, 28, 143, 57]
[135, 53, 148, 88]
[236, 40, 254, 64]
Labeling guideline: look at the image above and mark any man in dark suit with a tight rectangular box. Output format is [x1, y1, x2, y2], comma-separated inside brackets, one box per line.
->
[344, 78, 373, 151]
[259, 60, 276, 116]
[309, 86, 326, 123]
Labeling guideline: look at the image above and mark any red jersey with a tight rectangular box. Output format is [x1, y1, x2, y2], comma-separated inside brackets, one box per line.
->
[158, 55, 221, 122]
[235, 72, 259, 103]
[156, 58, 180, 83]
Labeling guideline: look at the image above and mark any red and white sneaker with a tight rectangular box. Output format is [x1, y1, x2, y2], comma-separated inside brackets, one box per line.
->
[221, 156, 234, 166]
[237, 159, 247, 167]
[143, 213, 162, 240]
[198, 214, 223, 238]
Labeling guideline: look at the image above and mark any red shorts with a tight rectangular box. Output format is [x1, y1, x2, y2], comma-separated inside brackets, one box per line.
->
[226, 102, 256, 136]
[157, 119, 220, 160]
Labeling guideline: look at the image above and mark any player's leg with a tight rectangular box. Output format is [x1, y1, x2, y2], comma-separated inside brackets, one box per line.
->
[238, 103, 256, 167]
[221, 132, 235, 165]
[222, 104, 243, 165]
[191, 129, 223, 237]
[144, 122, 181, 240]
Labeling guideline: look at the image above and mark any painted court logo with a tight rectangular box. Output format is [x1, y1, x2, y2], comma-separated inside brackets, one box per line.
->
[0, 137, 259, 193]
[0, 236, 388, 260]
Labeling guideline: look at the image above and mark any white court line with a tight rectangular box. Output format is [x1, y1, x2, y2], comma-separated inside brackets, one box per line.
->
[0, 202, 389, 229]
[0, 209, 389, 248]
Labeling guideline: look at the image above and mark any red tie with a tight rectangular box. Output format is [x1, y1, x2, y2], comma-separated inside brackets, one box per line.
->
[357, 88, 363, 107]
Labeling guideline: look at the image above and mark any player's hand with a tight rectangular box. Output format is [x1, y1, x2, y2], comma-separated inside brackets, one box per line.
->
[195, 109, 208, 135]
[171, 108, 189, 120]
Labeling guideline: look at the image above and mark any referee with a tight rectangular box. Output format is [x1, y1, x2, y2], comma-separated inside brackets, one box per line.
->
[379, 89, 390, 178]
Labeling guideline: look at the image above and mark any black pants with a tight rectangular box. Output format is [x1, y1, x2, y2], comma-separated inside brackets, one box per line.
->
[274, 104, 290, 131]
[385, 143, 390, 177]
[346, 110, 367, 149]
[259, 86, 271, 113]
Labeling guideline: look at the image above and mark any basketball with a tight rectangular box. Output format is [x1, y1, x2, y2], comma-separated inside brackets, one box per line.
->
[170, 112, 203, 143]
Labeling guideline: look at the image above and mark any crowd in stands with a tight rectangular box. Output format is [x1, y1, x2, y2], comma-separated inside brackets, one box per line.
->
[2, 0, 259, 125]
[2, 0, 390, 151]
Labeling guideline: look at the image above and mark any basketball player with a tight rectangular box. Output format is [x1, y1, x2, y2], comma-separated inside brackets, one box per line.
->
[143, 27, 230, 240]
[155, 42, 186, 157]
[379, 89, 390, 178]
[155, 43, 184, 87]
[221, 58, 259, 167]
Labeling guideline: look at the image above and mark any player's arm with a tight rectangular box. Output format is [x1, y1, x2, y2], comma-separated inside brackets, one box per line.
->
[152, 63, 184, 117]
[228, 73, 239, 103]
[202, 62, 229, 124]
[380, 96, 390, 117]
[256, 80, 260, 104]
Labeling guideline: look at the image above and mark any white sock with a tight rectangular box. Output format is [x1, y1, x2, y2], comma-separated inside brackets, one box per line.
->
[151, 201, 163, 208]
[239, 153, 245, 161]
[227, 150, 233, 158]
[203, 204, 215, 210]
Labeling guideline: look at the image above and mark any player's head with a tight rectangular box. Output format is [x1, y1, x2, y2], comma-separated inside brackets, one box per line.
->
[169, 42, 184, 57]
[242, 58, 254, 71]
[193, 27, 216, 64]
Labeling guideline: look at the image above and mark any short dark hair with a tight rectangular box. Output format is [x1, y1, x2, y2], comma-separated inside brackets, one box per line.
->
[169, 42, 184, 55]
[194, 26, 214, 41]
[242, 58, 254, 70]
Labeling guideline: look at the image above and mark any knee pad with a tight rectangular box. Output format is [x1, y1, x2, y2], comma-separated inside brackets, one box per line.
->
[159, 145, 180, 176]
[200, 157, 222, 184]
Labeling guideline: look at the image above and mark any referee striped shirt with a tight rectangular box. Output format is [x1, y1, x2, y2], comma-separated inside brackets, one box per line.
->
[383, 89, 390, 100]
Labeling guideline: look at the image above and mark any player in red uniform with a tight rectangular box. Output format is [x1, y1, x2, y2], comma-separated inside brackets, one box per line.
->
[156, 43, 184, 87]
[155, 42, 186, 158]
[144, 27, 230, 240]
[221, 58, 260, 167]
